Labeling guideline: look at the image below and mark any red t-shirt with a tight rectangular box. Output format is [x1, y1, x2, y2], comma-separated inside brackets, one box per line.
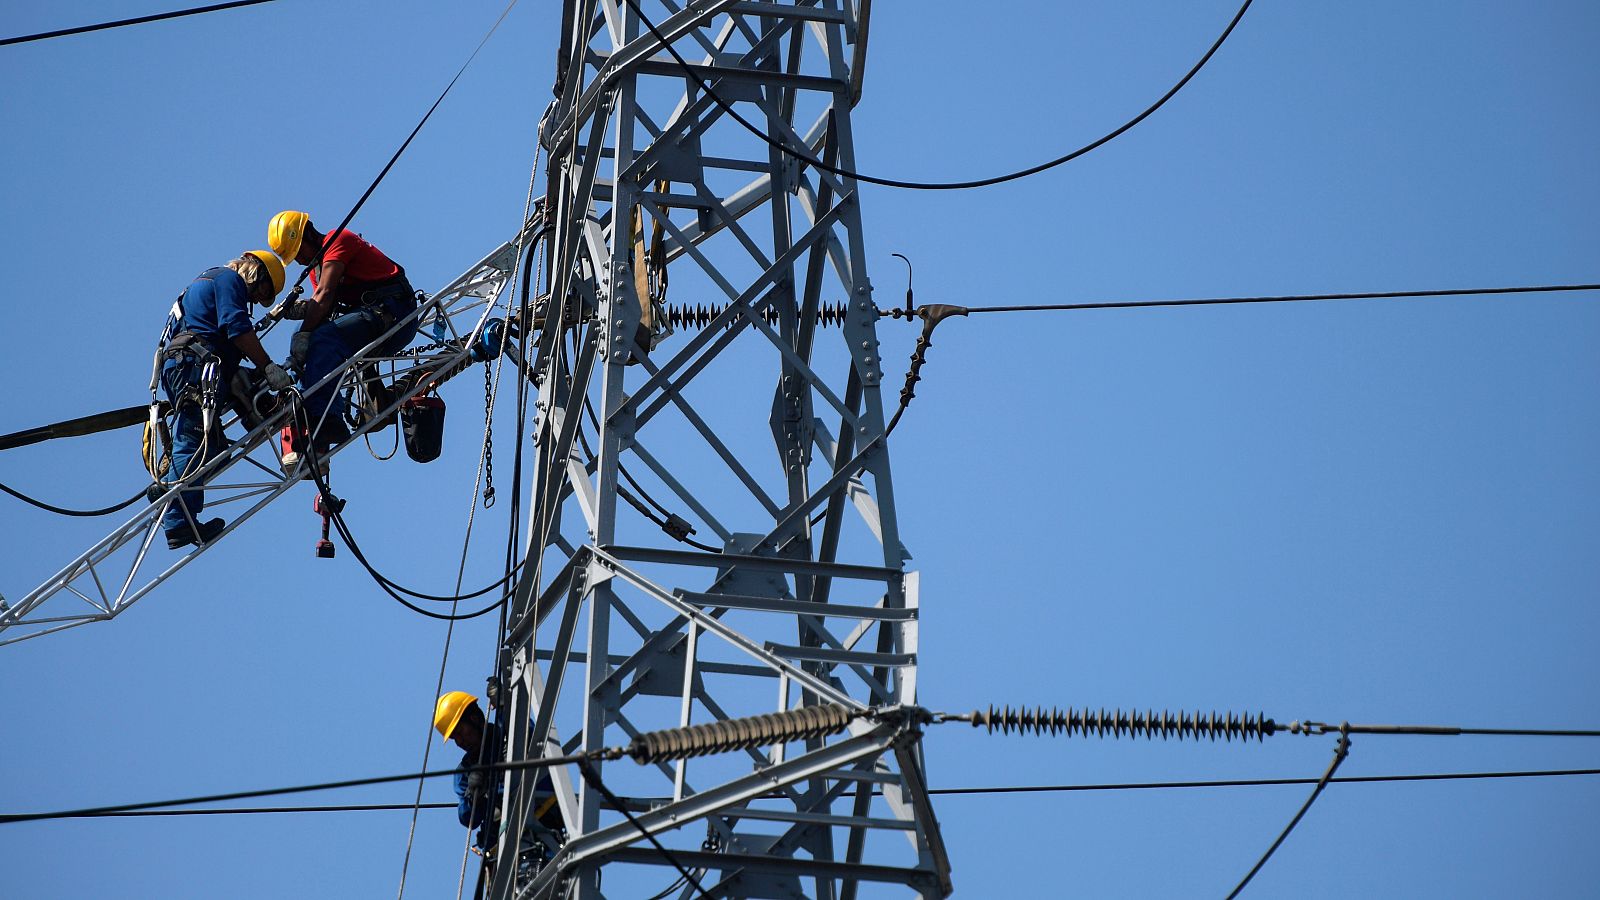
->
[309, 229, 401, 288]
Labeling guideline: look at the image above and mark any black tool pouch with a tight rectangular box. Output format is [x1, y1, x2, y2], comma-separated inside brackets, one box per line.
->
[401, 394, 446, 463]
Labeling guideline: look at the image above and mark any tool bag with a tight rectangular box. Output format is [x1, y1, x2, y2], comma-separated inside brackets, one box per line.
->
[400, 393, 446, 463]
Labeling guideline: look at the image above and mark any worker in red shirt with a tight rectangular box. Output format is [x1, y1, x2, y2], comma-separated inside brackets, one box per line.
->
[267, 210, 419, 454]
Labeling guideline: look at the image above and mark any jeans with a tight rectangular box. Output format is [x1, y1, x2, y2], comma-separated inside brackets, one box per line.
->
[160, 358, 226, 536]
[299, 290, 419, 425]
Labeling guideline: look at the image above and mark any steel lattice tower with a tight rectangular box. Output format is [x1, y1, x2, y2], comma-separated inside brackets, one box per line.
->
[492, 2, 950, 897]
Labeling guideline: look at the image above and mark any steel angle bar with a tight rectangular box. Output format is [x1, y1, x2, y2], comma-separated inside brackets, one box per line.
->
[546, 0, 743, 148]
[607, 545, 897, 582]
[609, 847, 937, 891]
[674, 590, 912, 621]
[620, 193, 856, 423]
[626, 437, 733, 540]
[590, 548, 860, 708]
[533, 721, 900, 891]
[1, 227, 525, 644]
[628, 355, 783, 516]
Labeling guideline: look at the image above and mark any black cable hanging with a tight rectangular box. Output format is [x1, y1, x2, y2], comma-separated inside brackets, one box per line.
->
[0, 482, 144, 517]
[0, 0, 274, 47]
[256, 0, 521, 334]
[1226, 727, 1351, 899]
[621, 0, 1254, 191]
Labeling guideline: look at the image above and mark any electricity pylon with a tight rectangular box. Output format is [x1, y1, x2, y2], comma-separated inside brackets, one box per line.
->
[492, 2, 951, 897]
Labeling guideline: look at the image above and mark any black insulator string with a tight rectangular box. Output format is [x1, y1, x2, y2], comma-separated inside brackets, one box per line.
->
[620, 0, 1254, 191]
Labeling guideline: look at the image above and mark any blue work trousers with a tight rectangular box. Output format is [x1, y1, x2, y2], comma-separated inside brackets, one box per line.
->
[300, 293, 418, 424]
[160, 358, 227, 536]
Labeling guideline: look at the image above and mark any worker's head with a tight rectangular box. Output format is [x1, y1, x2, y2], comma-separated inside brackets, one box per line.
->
[434, 691, 485, 753]
[268, 210, 319, 267]
[229, 250, 286, 306]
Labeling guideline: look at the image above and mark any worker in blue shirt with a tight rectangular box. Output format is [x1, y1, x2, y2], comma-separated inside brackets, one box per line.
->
[158, 251, 293, 549]
[434, 691, 563, 868]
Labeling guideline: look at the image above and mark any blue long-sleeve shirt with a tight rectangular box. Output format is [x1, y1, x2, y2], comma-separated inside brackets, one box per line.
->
[164, 267, 254, 370]
[454, 723, 560, 849]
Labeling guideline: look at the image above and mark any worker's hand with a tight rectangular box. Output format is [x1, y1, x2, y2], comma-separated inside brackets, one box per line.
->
[281, 299, 311, 320]
[288, 331, 312, 371]
[466, 769, 486, 793]
[262, 363, 294, 392]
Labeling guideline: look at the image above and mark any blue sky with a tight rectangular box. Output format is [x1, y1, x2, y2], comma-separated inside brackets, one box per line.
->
[2, 1, 1598, 897]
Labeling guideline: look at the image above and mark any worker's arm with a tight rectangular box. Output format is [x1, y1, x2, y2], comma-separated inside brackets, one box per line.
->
[299, 258, 347, 332]
[231, 331, 271, 369]
[217, 274, 271, 368]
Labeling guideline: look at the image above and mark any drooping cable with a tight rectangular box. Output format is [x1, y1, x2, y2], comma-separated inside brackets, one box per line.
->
[257, 0, 521, 334]
[0, 0, 273, 47]
[621, 0, 1253, 191]
[294, 403, 515, 619]
[577, 758, 713, 899]
[0, 482, 143, 517]
[1226, 727, 1351, 899]
[396, 318, 518, 898]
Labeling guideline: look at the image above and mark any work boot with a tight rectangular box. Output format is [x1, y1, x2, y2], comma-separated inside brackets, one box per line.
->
[311, 417, 350, 453]
[166, 517, 225, 550]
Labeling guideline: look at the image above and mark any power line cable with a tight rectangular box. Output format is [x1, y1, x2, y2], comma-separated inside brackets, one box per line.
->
[33, 766, 1600, 818]
[0, 0, 273, 47]
[622, 0, 1253, 191]
[925, 767, 1600, 795]
[0, 482, 144, 517]
[0, 753, 590, 826]
[294, 404, 517, 619]
[257, 0, 520, 333]
[957, 282, 1600, 315]
[577, 758, 713, 900]
[1226, 728, 1350, 899]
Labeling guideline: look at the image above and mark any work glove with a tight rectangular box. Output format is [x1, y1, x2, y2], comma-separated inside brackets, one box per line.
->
[288, 331, 312, 372]
[280, 298, 311, 320]
[262, 362, 294, 392]
[466, 768, 486, 794]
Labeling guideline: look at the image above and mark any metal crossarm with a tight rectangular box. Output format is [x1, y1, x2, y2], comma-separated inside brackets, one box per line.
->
[490, 3, 950, 897]
[0, 214, 544, 646]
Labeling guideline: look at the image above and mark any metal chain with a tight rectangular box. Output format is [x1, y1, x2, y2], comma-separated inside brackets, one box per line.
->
[481, 361, 496, 507]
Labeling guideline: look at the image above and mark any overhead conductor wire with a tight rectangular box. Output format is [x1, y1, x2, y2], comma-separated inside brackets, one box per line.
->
[959, 282, 1600, 315]
[396, 143, 536, 897]
[1227, 726, 1350, 898]
[0, 0, 274, 47]
[16, 765, 1600, 823]
[622, 0, 1253, 190]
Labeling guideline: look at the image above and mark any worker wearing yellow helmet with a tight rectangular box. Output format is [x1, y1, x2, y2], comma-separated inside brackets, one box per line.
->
[155, 252, 294, 549]
[267, 211, 418, 456]
[433, 691, 563, 870]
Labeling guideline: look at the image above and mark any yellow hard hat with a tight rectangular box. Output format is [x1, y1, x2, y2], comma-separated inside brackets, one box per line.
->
[268, 210, 310, 263]
[434, 691, 479, 739]
[245, 250, 286, 297]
